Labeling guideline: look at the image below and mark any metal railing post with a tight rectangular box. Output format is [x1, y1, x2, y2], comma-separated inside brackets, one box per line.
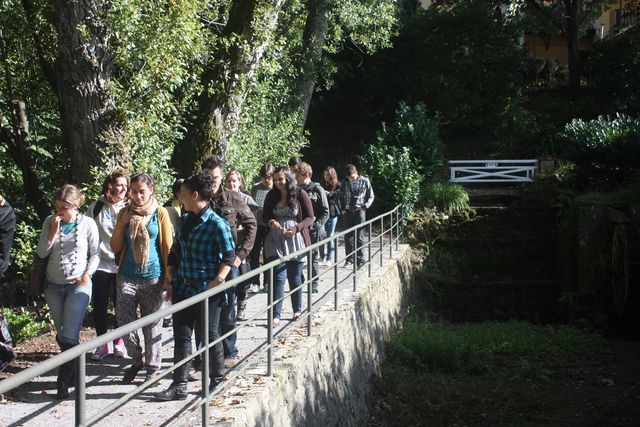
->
[379, 216, 383, 266]
[333, 256, 338, 311]
[201, 298, 210, 426]
[307, 251, 312, 336]
[75, 355, 86, 427]
[352, 227, 357, 291]
[396, 207, 400, 250]
[367, 222, 372, 278]
[389, 210, 394, 259]
[267, 266, 274, 377]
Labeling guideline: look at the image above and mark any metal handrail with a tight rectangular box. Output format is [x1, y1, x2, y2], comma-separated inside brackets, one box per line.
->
[0, 204, 405, 426]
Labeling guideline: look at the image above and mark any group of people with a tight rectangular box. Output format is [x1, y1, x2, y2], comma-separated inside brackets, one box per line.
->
[32, 156, 374, 401]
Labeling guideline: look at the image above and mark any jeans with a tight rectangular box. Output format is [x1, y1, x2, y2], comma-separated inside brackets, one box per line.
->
[343, 210, 366, 264]
[219, 266, 239, 359]
[270, 257, 304, 319]
[173, 290, 224, 381]
[45, 280, 92, 346]
[91, 270, 117, 336]
[302, 228, 325, 290]
[248, 225, 270, 287]
[319, 216, 338, 261]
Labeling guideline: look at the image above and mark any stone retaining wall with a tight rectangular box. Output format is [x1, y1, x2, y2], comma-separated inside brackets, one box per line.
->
[203, 244, 415, 426]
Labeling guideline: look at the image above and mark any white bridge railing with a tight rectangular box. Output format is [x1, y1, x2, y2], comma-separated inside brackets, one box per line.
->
[449, 159, 538, 183]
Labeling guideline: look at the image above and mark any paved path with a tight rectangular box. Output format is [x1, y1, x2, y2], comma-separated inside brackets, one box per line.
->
[0, 233, 397, 426]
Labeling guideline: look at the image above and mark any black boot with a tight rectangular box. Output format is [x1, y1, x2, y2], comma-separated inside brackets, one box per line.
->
[209, 344, 225, 392]
[55, 341, 75, 400]
[154, 348, 190, 401]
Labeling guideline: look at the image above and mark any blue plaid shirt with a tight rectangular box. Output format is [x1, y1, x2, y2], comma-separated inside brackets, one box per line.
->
[172, 206, 235, 297]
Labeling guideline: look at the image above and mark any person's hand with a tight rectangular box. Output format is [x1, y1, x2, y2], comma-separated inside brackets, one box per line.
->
[48, 215, 62, 242]
[162, 284, 172, 302]
[73, 274, 91, 287]
[283, 227, 296, 238]
[269, 219, 282, 230]
[207, 276, 224, 289]
[233, 257, 242, 268]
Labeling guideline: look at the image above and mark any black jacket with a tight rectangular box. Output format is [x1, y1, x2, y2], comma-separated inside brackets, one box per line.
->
[210, 187, 257, 261]
[0, 199, 16, 276]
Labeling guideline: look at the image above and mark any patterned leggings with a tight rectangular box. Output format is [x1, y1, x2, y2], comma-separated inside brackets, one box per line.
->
[115, 277, 163, 373]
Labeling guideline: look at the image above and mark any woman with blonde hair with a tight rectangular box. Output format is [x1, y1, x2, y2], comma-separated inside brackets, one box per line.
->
[111, 172, 173, 383]
[36, 184, 99, 399]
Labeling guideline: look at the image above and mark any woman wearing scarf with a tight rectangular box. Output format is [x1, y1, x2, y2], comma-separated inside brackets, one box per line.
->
[111, 173, 173, 383]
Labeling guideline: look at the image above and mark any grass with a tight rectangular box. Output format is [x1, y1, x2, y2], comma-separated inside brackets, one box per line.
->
[370, 320, 604, 426]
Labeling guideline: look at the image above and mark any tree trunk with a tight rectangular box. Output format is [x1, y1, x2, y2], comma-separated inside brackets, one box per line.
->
[565, 0, 581, 96]
[173, 0, 286, 176]
[291, 0, 331, 128]
[0, 101, 51, 220]
[54, 0, 122, 184]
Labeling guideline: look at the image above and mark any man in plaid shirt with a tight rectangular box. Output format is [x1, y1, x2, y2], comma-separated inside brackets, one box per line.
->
[156, 174, 235, 401]
[340, 164, 375, 267]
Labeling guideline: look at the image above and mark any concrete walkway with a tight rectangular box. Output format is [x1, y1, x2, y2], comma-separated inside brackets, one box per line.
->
[0, 234, 402, 427]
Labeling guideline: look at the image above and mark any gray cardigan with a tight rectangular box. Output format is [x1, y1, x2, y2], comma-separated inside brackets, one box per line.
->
[37, 214, 100, 284]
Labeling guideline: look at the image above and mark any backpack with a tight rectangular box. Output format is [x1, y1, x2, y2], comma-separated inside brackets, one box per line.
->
[0, 312, 16, 371]
[92, 200, 104, 219]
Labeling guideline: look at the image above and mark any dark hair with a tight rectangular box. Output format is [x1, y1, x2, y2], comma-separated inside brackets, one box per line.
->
[201, 156, 224, 172]
[323, 166, 339, 190]
[130, 172, 154, 191]
[259, 162, 275, 179]
[288, 156, 302, 168]
[171, 178, 184, 197]
[345, 164, 358, 176]
[183, 174, 215, 201]
[101, 172, 129, 197]
[274, 166, 298, 209]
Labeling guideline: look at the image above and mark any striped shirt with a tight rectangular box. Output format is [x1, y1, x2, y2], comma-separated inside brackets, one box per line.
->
[341, 175, 375, 212]
[170, 206, 235, 297]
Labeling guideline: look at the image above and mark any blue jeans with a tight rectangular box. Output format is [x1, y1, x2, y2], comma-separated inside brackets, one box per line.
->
[45, 280, 92, 345]
[219, 266, 239, 359]
[270, 258, 304, 319]
[320, 216, 339, 261]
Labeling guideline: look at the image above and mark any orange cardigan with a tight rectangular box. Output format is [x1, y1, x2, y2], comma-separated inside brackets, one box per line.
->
[110, 206, 173, 272]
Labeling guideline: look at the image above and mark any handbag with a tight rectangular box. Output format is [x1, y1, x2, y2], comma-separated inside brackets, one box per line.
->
[27, 255, 49, 297]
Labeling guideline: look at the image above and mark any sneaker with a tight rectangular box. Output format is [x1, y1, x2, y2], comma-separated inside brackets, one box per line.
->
[91, 343, 109, 361]
[311, 284, 319, 294]
[224, 358, 235, 368]
[113, 338, 127, 358]
[343, 260, 354, 267]
[249, 284, 261, 294]
[273, 318, 281, 326]
[293, 312, 302, 320]
[325, 259, 333, 267]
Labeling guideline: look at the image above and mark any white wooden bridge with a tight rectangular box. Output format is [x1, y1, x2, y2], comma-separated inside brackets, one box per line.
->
[449, 160, 538, 184]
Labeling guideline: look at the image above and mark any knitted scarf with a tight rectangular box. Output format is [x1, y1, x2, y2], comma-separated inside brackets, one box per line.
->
[128, 197, 158, 272]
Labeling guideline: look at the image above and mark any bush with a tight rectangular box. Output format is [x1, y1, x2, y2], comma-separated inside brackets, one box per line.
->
[2, 305, 50, 344]
[587, 25, 640, 116]
[421, 181, 469, 216]
[360, 141, 423, 216]
[376, 102, 444, 179]
[559, 113, 640, 188]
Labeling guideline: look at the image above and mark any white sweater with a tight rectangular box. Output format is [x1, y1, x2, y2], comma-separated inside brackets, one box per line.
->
[36, 214, 100, 284]
[86, 197, 127, 273]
